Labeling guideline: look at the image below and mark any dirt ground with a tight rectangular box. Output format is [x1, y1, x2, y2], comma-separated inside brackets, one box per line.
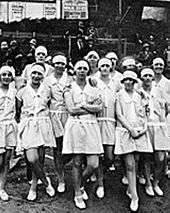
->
[0, 153, 170, 213]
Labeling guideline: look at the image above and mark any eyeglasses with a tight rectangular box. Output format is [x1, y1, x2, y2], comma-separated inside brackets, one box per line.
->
[1, 73, 12, 77]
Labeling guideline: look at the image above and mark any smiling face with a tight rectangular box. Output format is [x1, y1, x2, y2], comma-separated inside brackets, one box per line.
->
[142, 73, 153, 87]
[123, 78, 135, 92]
[0, 71, 13, 86]
[87, 54, 98, 68]
[153, 62, 164, 75]
[31, 70, 44, 86]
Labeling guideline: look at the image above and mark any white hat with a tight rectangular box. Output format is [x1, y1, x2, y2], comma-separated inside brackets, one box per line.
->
[85, 51, 99, 60]
[0, 65, 15, 78]
[74, 60, 89, 71]
[141, 68, 154, 78]
[35, 46, 47, 56]
[122, 58, 136, 67]
[30, 64, 45, 76]
[52, 55, 67, 65]
[105, 52, 118, 60]
[152, 57, 164, 66]
[121, 70, 137, 83]
[98, 58, 112, 68]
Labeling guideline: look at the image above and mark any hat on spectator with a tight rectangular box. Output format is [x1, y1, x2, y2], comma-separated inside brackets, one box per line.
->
[52, 55, 67, 65]
[121, 70, 137, 83]
[122, 58, 136, 67]
[105, 52, 118, 61]
[152, 57, 164, 66]
[141, 68, 154, 78]
[142, 43, 150, 48]
[30, 63, 45, 76]
[98, 58, 112, 68]
[0, 65, 15, 78]
[35, 46, 47, 56]
[30, 39, 37, 46]
[85, 51, 99, 60]
[74, 60, 89, 71]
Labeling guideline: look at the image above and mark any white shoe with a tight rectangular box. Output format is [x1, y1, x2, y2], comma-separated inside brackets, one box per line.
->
[74, 195, 86, 209]
[138, 176, 146, 185]
[96, 186, 104, 198]
[46, 177, 55, 197]
[122, 176, 128, 185]
[90, 173, 97, 182]
[145, 186, 155, 197]
[130, 198, 139, 212]
[109, 164, 116, 171]
[57, 182, 65, 193]
[154, 185, 163, 196]
[27, 190, 37, 201]
[0, 189, 9, 201]
[81, 187, 88, 200]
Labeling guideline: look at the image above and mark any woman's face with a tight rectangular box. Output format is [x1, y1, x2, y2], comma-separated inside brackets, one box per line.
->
[76, 66, 89, 80]
[53, 62, 66, 75]
[123, 78, 135, 92]
[153, 62, 164, 74]
[100, 64, 110, 77]
[31, 71, 43, 85]
[87, 54, 98, 67]
[142, 74, 153, 86]
[35, 52, 46, 63]
[0, 71, 13, 86]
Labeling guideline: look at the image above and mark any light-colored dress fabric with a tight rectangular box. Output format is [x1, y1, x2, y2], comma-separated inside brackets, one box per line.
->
[17, 84, 56, 150]
[115, 89, 153, 155]
[62, 81, 103, 154]
[0, 84, 17, 154]
[141, 87, 170, 150]
[97, 77, 116, 145]
[42, 73, 72, 138]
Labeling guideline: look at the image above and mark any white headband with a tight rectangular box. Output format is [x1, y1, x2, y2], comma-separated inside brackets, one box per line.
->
[98, 58, 112, 68]
[121, 70, 137, 83]
[30, 64, 45, 76]
[52, 55, 67, 65]
[153, 57, 164, 66]
[0, 66, 15, 78]
[141, 68, 154, 78]
[122, 58, 136, 67]
[105, 52, 118, 60]
[74, 60, 89, 71]
[35, 46, 47, 56]
[85, 51, 99, 60]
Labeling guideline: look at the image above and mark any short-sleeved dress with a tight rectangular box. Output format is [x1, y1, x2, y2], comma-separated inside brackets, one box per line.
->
[115, 89, 153, 155]
[42, 73, 72, 138]
[17, 84, 56, 150]
[142, 87, 170, 151]
[62, 81, 103, 154]
[0, 84, 17, 154]
[97, 78, 116, 145]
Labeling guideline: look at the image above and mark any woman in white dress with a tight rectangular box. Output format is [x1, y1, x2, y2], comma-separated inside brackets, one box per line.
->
[63, 60, 103, 209]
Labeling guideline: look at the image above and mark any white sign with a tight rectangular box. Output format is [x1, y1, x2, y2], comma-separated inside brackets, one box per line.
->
[44, 3, 57, 19]
[142, 6, 167, 21]
[62, 0, 88, 19]
[9, 2, 25, 22]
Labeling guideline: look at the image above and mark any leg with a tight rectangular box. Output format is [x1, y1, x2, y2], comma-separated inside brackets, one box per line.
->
[104, 145, 114, 170]
[53, 137, 65, 185]
[153, 151, 165, 196]
[24, 150, 32, 182]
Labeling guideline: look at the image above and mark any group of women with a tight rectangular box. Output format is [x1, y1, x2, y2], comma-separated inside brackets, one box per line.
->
[0, 46, 169, 212]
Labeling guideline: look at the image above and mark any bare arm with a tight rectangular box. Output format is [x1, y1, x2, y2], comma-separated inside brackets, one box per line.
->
[64, 91, 88, 116]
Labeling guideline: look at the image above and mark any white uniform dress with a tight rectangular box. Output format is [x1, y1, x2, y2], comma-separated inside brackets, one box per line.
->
[0, 84, 17, 154]
[115, 89, 153, 155]
[97, 77, 116, 145]
[17, 84, 56, 150]
[141, 87, 170, 150]
[62, 81, 103, 154]
[42, 73, 73, 138]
